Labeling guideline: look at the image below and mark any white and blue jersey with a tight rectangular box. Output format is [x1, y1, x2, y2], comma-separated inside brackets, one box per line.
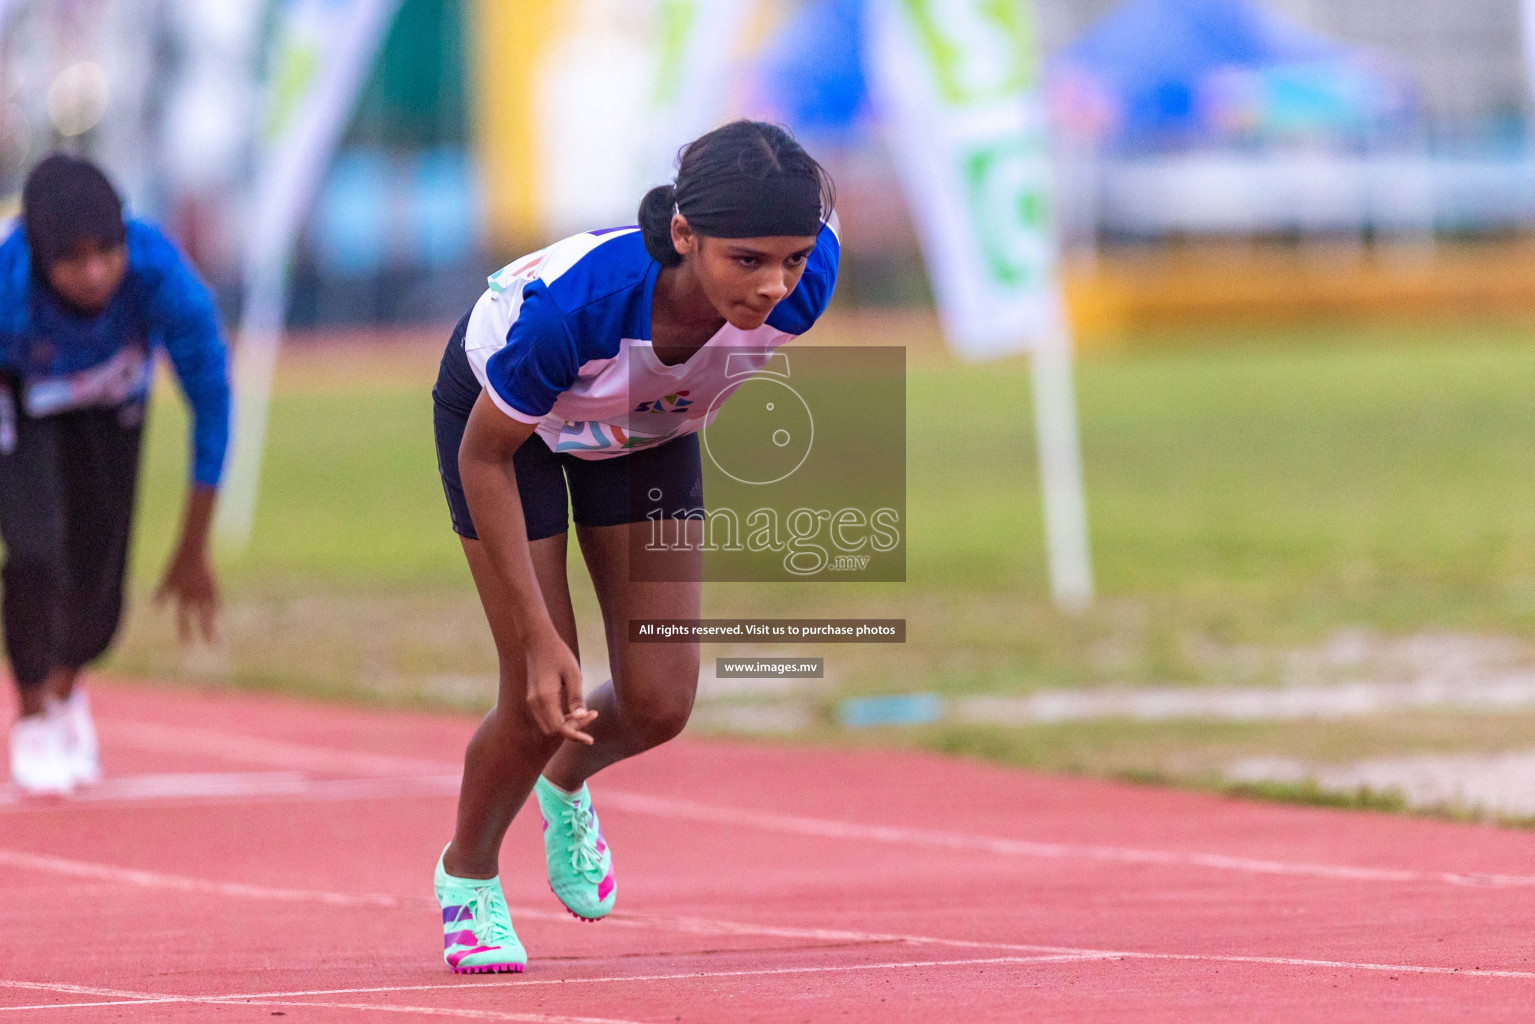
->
[0, 220, 230, 485]
[463, 221, 839, 459]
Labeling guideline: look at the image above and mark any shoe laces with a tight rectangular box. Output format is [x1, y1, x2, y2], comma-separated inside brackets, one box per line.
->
[467, 885, 512, 946]
[560, 802, 606, 880]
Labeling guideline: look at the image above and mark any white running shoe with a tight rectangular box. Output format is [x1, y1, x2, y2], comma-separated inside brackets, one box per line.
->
[9, 713, 75, 795]
[54, 688, 100, 786]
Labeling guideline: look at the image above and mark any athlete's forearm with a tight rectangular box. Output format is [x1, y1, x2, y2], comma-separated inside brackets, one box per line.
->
[175, 483, 217, 558]
[458, 398, 561, 645]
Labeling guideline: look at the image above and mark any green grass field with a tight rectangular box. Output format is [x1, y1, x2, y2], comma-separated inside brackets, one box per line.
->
[115, 318, 1535, 800]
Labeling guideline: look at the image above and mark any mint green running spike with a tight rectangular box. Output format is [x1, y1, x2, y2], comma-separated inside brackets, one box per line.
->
[434, 845, 527, 974]
[534, 776, 615, 921]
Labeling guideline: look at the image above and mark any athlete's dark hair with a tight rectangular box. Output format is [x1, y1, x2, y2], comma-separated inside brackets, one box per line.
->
[638, 120, 835, 267]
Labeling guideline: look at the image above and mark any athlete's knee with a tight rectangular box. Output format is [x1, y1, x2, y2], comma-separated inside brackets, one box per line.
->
[630, 692, 694, 748]
[627, 664, 699, 748]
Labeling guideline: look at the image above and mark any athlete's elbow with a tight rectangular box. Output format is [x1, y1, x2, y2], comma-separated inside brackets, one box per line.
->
[459, 422, 522, 470]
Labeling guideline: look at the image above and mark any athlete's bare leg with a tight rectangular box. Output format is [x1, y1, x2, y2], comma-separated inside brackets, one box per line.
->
[541, 519, 702, 792]
[46, 666, 80, 703]
[442, 530, 582, 880]
[10, 662, 78, 719]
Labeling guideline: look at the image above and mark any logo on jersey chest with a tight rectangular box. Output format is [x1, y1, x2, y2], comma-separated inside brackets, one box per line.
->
[555, 419, 680, 452]
[634, 390, 692, 413]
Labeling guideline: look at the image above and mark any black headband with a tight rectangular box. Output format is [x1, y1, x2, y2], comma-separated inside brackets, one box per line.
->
[23, 153, 125, 270]
[675, 169, 822, 239]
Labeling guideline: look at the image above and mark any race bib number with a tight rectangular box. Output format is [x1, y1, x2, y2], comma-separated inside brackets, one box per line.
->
[23, 345, 151, 417]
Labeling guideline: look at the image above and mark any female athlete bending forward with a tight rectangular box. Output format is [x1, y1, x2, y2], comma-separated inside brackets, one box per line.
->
[430, 121, 838, 972]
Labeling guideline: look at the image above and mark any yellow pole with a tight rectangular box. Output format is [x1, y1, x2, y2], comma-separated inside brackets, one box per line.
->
[467, 0, 564, 251]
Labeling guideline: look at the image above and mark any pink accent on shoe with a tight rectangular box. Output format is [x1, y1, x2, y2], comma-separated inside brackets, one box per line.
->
[443, 930, 478, 948]
[597, 870, 615, 901]
[595, 837, 607, 853]
[446, 945, 501, 968]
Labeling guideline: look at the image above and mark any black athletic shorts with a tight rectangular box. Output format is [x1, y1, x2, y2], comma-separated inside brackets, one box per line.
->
[0, 395, 143, 689]
[431, 308, 704, 542]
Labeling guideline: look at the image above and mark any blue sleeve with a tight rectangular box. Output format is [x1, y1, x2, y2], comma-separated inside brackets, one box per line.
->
[134, 222, 231, 487]
[0, 226, 33, 371]
[765, 222, 840, 336]
[483, 280, 580, 421]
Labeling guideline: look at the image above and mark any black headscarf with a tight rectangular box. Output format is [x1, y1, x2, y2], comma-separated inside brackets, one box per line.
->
[22, 152, 126, 273]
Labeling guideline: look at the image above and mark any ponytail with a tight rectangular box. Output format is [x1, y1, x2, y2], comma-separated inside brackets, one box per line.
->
[638, 183, 683, 267]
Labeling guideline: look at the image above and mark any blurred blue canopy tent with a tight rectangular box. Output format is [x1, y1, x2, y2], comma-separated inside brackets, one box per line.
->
[753, 0, 869, 139]
[1050, 0, 1417, 150]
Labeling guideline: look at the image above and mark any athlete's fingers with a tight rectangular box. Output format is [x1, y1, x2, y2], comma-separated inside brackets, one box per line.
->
[556, 706, 597, 745]
[528, 692, 559, 733]
[527, 680, 570, 737]
[176, 597, 193, 646]
[561, 670, 589, 717]
[198, 596, 218, 643]
[557, 722, 595, 744]
[556, 714, 596, 745]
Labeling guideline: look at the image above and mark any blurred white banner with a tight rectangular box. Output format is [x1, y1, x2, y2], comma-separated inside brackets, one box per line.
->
[217, 0, 400, 548]
[532, 0, 759, 237]
[645, 0, 759, 183]
[867, 0, 1090, 608]
[866, 0, 1065, 360]
[1524, 0, 1535, 113]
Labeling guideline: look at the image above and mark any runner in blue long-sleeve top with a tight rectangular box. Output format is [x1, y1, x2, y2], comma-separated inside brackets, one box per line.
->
[0, 153, 231, 795]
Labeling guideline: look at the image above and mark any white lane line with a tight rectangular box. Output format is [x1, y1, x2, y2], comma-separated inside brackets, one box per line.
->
[102, 719, 450, 776]
[0, 847, 1062, 957]
[0, 980, 162, 1000]
[1, 1003, 643, 1023]
[8, 947, 1527, 1017]
[13, 846, 1523, 986]
[0, 772, 309, 805]
[14, 768, 1535, 889]
[605, 910, 1058, 954]
[63, 718, 1535, 889]
[0, 772, 462, 813]
[0, 957, 1154, 1015]
[0, 1003, 177, 1013]
[0, 980, 187, 1014]
[0, 848, 405, 907]
[0, 845, 644, 931]
[218, 956, 1123, 1002]
[5, 947, 1529, 1022]
[191, 951, 1535, 1005]
[4, 849, 1534, 1010]
[0, 979, 645, 1023]
[228, 1001, 651, 1023]
[598, 790, 1535, 889]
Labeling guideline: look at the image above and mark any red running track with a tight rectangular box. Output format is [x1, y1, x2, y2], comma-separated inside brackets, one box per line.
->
[3, 680, 1535, 1022]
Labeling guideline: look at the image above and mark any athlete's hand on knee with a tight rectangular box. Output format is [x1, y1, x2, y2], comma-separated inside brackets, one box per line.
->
[526, 634, 597, 744]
